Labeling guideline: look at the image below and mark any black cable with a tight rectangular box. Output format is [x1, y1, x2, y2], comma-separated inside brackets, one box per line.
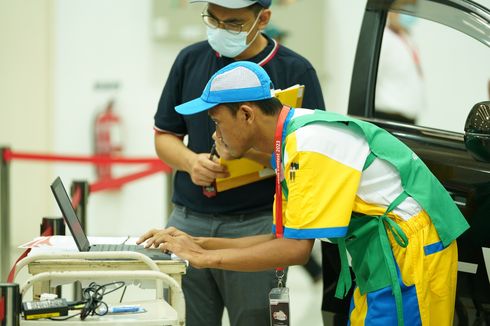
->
[119, 285, 127, 303]
[47, 281, 126, 321]
[80, 281, 125, 320]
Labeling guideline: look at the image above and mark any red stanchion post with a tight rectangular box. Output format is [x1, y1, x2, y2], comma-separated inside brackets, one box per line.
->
[70, 180, 89, 301]
[40, 217, 65, 297]
[0, 283, 20, 325]
[0, 147, 11, 282]
[71, 181, 89, 229]
[40, 217, 66, 238]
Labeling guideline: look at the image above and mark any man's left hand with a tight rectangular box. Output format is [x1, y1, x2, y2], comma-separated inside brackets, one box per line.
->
[137, 227, 210, 268]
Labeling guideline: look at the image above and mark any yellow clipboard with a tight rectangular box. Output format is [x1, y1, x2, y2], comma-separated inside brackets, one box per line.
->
[274, 84, 305, 108]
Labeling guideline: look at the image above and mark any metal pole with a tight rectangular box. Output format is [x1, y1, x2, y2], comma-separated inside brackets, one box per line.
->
[70, 180, 89, 300]
[0, 147, 11, 282]
[40, 216, 65, 297]
[71, 181, 89, 230]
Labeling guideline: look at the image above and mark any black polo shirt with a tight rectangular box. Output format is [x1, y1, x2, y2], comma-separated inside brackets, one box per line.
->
[154, 34, 325, 214]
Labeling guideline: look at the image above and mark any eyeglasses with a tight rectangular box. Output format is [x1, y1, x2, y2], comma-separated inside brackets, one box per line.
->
[201, 10, 257, 35]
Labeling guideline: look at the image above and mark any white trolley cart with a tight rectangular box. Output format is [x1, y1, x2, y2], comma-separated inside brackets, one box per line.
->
[13, 251, 185, 325]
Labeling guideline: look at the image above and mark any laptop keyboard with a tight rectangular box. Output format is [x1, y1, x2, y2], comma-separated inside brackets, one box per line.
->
[88, 243, 172, 260]
[90, 244, 144, 252]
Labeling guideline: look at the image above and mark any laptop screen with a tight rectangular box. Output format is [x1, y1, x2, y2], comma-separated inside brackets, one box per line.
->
[50, 177, 90, 252]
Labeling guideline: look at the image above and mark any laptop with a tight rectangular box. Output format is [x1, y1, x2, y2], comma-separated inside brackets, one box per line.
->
[50, 176, 171, 260]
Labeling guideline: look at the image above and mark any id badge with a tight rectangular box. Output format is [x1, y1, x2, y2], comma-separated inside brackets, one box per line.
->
[269, 287, 290, 326]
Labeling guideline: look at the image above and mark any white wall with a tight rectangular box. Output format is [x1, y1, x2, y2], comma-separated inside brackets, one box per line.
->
[52, 0, 183, 238]
[0, 0, 54, 276]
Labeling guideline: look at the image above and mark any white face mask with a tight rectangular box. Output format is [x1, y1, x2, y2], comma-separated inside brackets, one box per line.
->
[207, 11, 262, 58]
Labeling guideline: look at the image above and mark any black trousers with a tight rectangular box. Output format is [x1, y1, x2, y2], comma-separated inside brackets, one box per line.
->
[321, 241, 355, 324]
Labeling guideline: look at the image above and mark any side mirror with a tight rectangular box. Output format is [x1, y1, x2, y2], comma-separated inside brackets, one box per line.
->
[464, 101, 490, 162]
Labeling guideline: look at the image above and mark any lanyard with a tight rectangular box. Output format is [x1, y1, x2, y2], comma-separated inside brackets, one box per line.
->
[274, 106, 291, 245]
[274, 106, 291, 277]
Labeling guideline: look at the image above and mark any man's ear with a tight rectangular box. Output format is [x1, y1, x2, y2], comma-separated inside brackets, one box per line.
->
[258, 9, 271, 30]
[239, 104, 255, 124]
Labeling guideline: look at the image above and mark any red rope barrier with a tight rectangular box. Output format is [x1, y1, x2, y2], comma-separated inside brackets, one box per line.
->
[6, 226, 56, 282]
[6, 248, 31, 283]
[89, 163, 169, 193]
[3, 148, 162, 165]
[1, 148, 172, 193]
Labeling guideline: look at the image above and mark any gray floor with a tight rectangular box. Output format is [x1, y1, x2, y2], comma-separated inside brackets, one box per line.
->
[222, 265, 324, 326]
[285, 265, 324, 325]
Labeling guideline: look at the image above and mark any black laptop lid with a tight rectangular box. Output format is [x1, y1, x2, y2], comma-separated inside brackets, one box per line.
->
[50, 177, 90, 252]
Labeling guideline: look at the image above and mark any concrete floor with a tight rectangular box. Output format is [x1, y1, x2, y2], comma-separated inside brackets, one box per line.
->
[222, 265, 324, 326]
[282, 265, 324, 325]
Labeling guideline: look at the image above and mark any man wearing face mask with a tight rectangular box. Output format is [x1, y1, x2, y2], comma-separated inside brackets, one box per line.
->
[152, 0, 325, 325]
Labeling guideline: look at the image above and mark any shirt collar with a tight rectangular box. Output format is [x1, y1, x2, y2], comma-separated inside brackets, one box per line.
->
[215, 33, 279, 67]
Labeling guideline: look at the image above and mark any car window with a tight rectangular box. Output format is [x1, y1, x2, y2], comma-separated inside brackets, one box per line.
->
[374, 11, 490, 133]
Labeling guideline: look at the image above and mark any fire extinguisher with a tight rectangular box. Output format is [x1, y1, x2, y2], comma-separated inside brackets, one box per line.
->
[94, 99, 123, 181]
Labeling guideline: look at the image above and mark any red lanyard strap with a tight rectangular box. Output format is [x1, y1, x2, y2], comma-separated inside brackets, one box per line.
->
[274, 106, 291, 240]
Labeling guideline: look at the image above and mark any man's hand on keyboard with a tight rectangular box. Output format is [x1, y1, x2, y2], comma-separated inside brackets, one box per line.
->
[137, 227, 189, 250]
[138, 227, 222, 269]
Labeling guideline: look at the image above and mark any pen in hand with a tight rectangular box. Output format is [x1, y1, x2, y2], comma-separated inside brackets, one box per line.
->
[202, 143, 218, 198]
[209, 143, 219, 160]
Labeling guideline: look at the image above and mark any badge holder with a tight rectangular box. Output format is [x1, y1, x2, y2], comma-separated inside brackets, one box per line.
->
[202, 183, 217, 198]
[269, 270, 290, 326]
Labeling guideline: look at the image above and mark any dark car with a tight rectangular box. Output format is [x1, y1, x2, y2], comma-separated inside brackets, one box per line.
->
[321, 0, 490, 324]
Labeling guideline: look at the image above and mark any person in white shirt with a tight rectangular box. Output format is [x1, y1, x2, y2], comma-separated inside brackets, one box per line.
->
[375, 12, 426, 124]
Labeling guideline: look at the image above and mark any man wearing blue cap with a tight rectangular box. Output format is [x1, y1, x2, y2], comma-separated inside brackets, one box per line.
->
[140, 61, 469, 325]
[152, 0, 325, 325]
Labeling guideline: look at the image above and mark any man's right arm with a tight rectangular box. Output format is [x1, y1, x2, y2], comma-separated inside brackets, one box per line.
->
[154, 132, 193, 172]
[154, 132, 229, 186]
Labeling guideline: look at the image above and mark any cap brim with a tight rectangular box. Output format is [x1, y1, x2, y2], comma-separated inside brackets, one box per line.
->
[189, 0, 255, 9]
[175, 97, 219, 115]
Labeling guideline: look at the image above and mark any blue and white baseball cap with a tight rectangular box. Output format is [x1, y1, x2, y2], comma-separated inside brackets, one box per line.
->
[189, 0, 271, 9]
[176, 61, 274, 115]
